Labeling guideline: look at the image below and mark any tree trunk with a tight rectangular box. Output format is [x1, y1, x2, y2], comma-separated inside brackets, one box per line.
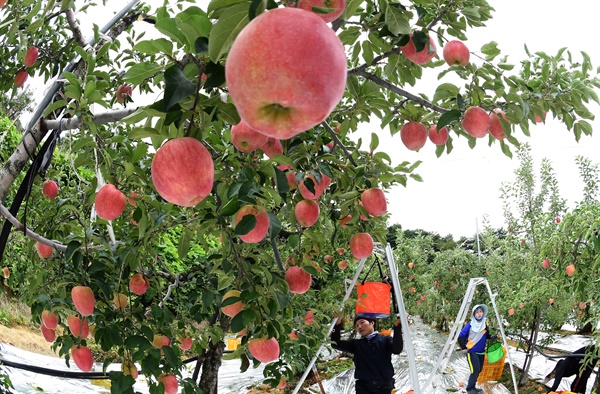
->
[198, 315, 231, 393]
[519, 309, 541, 386]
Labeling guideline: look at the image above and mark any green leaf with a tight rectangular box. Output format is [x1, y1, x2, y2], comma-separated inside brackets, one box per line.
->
[480, 41, 501, 61]
[208, 3, 250, 62]
[432, 83, 459, 104]
[437, 109, 462, 130]
[220, 197, 240, 216]
[155, 18, 187, 48]
[385, 5, 411, 36]
[133, 39, 174, 55]
[369, 132, 379, 152]
[267, 212, 281, 240]
[129, 127, 164, 140]
[65, 241, 81, 263]
[234, 214, 256, 236]
[163, 65, 197, 111]
[123, 62, 163, 85]
[177, 229, 191, 259]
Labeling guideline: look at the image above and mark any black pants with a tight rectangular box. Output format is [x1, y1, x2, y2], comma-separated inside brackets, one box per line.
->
[548, 358, 596, 392]
[466, 353, 484, 390]
[355, 379, 394, 394]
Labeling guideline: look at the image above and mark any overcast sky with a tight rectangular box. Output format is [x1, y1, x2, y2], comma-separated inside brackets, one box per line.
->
[27, 1, 600, 239]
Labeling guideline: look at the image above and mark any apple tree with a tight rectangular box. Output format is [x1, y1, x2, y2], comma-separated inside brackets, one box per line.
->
[1, 0, 599, 393]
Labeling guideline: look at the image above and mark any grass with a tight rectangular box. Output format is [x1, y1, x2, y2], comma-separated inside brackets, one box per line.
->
[0, 293, 32, 327]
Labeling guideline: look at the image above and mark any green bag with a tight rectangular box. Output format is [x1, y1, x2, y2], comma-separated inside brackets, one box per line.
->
[486, 342, 505, 364]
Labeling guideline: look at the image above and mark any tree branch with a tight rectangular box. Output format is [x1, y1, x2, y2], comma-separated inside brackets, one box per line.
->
[45, 107, 138, 131]
[0, 202, 66, 252]
[66, 9, 87, 48]
[322, 122, 358, 167]
[352, 69, 448, 113]
[347, 47, 402, 76]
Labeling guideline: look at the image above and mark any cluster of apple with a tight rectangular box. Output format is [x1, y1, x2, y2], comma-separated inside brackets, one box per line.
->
[14, 46, 38, 88]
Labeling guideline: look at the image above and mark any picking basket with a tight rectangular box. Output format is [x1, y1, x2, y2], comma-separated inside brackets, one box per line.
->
[477, 346, 506, 382]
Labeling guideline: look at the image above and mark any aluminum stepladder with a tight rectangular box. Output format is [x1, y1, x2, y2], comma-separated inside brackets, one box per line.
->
[421, 277, 519, 394]
[292, 244, 422, 394]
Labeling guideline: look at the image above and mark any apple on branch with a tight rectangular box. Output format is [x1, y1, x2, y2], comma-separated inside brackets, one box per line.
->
[24, 46, 39, 67]
[95, 184, 126, 220]
[230, 120, 269, 152]
[400, 34, 437, 65]
[71, 286, 95, 316]
[129, 273, 150, 295]
[42, 180, 59, 200]
[295, 199, 320, 227]
[226, 8, 347, 139]
[67, 315, 90, 338]
[295, 0, 346, 23]
[400, 122, 427, 151]
[248, 336, 280, 363]
[285, 266, 312, 294]
[234, 205, 270, 243]
[428, 125, 449, 145]
[350, 232, 374, 259]
[461, 106, 490, 138]
[443, 40, 470, 66]
[361, 188, 387, 217]
[221, 289, 244, 317]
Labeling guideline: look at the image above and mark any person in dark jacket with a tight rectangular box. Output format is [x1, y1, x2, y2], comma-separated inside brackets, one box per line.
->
[330, 311, 403, 394]
[542, 344, 599, 393]
[457, 304, 492, 394]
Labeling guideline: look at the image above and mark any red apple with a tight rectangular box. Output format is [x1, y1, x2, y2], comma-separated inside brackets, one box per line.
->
[234, 205, 270, 243]
[2, 267, 9, 278]
[288, 331, 299, 341]
[295, 199, 320, 227]
[113, 293, 128, 310]
[408, 262, 414, 269]
[549, 298, 555, 304]
[285, 171, 298, 190]
[129, 273, 150, 295]
[296, 0, 346, 23]
[0, 0, 7, 8]
[159, 373, 178, 394]
[443, 40, 470, 66]
[556, 217, 561, 223]
[277, 377, 287, 389]
[298, 174, 325, 200]
[67, 315, 90, 338]
[24, 46, 39, 67]
[127, 191, 139, 206]
[40, 324, 56, 342]
[95, 184, 126, 220]
[151, 137, 214, 207]
[400, 122, 427, 151]
[508, 308, 515, 316]
[303, 310, 315, 325]
[542, 259, 550, 269]
[338, 260, 347, 270]
[535, 112, 547, 123]
[152, 334, 171, 349]
[339, 215, 352, 228]
[261, 137, 284, 157]
[226, 8, 347, 139]
[35, 241, 53, 259]
[231, 120, 270, 152]
[179, 336, 193, 351]
[285, 266, 312, 294]
[248, 337, 280, 363]
[462, 106, 489, 138]
[519, 303, 524, 308]
[71, 345, 94, 372]
[361, 188, 387, 217]
[14, 70, 28, 87]
[41, 310, 58, 330]
[42, 180, 59, 200]
[428, 125, 449, 145]
[71, 286, 95, 316]
[221, 290, 244, 317]
[489, 110, 508, 140]
[349, 232, 374, 259]
[401, 34, 437, 65]
[121, 360, 139, 379]
[115, 85, 133, 103]
[566, 264, 575, 277]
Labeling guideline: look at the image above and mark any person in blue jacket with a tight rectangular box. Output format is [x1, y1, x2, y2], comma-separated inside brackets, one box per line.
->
[330, 311, 403, 394]
[457, 304, 491, 394]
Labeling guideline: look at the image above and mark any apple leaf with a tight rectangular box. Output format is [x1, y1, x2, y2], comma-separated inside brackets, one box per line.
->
[220, 197, 240, 217]
[163, 65, 197, 111]
[384, 5, 411, 36]
[267, 212, 281, 240]
[133, 39, 174, 55]
[437, 109, 461, 130]
[208, 3, 249, 62]
[274, 166, 289, 195]
[123, 62, 163, 85]
[234, 214, 257, 236]
[369, 132, 379, 152]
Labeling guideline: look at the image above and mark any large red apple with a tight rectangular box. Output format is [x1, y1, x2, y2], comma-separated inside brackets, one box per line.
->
[349, 232, 374, 259]
[400, 122, 427, 151]
[40, 325, 56, 342]
[41, 310, 58, 330]
[231, 120, 270, 152]
[428, 125, 449, 145]
[234, 205, 270, 243]
[261, 137, 284, 157]
[129, 273, 150, 295]
[566, 264, 575, 277]
[401, 34, 437, 65]
[179, 336, 193, 351]
[71, 286, 95, 316]
[285, 266, 312, 294]
[14, 70, 28, 87]
[24, 46, 39, 67]
[221, 290, 244, 317]
[339, 215, 352, 228]
[295, 200, 320, 227]
[116, 85, 133, 103]
[71, 345, 94, 372]
[95, 184, 126, 220]
[296, 0, 346, 23]
[298, 174, 325, 200]
[151, 137, 214, 207]
[461, 106, 489, 138]
[226, 8, 347, 139]
[67, 315, 90, 338]
[361, 188, 387, 217]
[35, 241, 53, 259]
[42, 180, 59, 200]
[248, 337, 280, 363]
[159, 373, 178, 394]
[443, 40, 470, 66]
[489, 110, 508, 140]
